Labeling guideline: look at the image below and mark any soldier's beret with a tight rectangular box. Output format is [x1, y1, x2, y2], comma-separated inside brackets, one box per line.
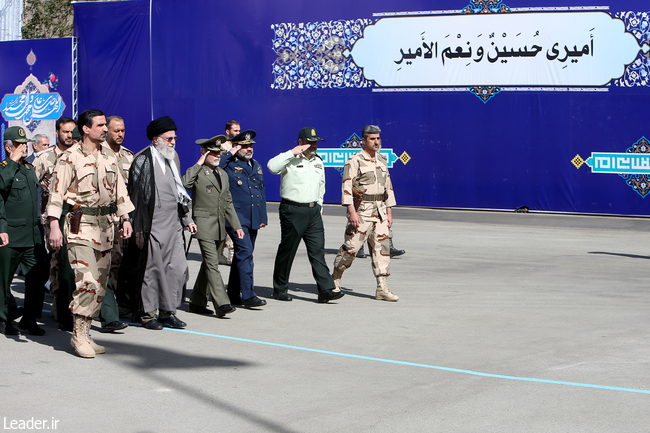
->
[72, 127, 82, 141]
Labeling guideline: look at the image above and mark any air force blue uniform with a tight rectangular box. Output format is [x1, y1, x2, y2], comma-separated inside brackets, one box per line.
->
[219, 153, 267, 303]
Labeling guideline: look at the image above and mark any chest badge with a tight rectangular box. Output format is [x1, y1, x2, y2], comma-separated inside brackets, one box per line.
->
[237, 180, 243, 186]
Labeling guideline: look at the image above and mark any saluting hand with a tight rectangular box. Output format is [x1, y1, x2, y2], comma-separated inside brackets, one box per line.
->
[197, 152, 207, 166]
[291, 143, 311, 156]
[230, 145, 241, 156]
[9, 144, 26, 162]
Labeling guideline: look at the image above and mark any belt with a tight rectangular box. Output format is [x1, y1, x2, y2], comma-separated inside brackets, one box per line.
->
[81, 206, 112, 216]
[362, 193, 385, 202]
[281, 199, 318, 208]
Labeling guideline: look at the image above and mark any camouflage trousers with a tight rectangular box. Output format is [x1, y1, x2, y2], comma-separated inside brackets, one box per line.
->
[67, 244, 111, 318]
[333, 216, 391, 277]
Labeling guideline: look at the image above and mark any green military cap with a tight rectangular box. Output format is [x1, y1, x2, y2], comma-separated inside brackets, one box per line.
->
[4, 126, 33, 143]
[72, 126, 82, 140]
[298, 126, 325, 142]
[229, 129, 256, 145]
[195, 134, 227, 152]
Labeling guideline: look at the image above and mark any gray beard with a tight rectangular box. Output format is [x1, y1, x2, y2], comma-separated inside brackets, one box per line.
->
[155, 141, 175, 160]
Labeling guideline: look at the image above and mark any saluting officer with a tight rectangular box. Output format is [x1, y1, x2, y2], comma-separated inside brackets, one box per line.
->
[218, 129, 268, 308]
[0, 126, 46, 336]
[182, 135, 244, 318]
[267, 127, 344, 304]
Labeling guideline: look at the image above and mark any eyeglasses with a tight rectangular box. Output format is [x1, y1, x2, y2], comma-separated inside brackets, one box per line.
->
[159, 136, 178, 143]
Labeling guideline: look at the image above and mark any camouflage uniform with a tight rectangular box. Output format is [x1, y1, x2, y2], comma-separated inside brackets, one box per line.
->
[108, 145, 134, 294]
[333, 149, 396, 279]
[33, 146, 65, 297]
[47, 143, 134, 318]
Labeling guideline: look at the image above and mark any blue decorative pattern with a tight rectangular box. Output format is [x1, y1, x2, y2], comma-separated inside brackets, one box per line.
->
[271, 19, 374, 90]
[462, 0, 511, 14]
[613, 11, 650, 87]
[620, 137, 650, 197]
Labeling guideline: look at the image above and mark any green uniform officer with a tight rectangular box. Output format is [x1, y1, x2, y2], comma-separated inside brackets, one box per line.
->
[0, 126, 46, 336]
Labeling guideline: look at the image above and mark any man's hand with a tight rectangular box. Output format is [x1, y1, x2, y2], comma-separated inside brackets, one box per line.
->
[260, 223, 267, 228]
[387, 207, 393, 229]
[292, 143, 311, 156]
[235, 228, 245, 239]
[9, 144, 26, 162]
[48, 219, 63, 250]
[347, 205, 361, 229]
[187, 223, 197, 235]
[229, 145, 241, 156]
[121, 221, 133, 239]
[197, 152, 207, 166]
[0, 233, 8, 247]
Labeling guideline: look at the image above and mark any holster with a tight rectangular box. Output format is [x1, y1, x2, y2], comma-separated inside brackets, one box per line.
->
[69, 207, 82, 234]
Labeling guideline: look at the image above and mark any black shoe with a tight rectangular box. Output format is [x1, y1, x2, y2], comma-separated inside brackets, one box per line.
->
[189, 303, 214, 315]
[8, 306, 24, 322]
[58, 321, 73, 332]
[318, 289, 345, 304]
[242, 296, 267, 308]
[272, 292, 292, 302]
[18, 318, 45, 336]
[158, 315, 186, 329]
[142, 319, 164, 330]
[101, 321, 128, 332]
[215, 304, 236, 318]
[356, 246, 368, 258]
[3, 321, 19, 335]
[389, 240, 405, 257]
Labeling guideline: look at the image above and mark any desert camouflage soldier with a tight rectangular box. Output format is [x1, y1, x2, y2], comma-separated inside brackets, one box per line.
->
[332, 125, 399, 301]
[103, 116, 134, 331]
[47, 109, 134, 358]
[33, 117, 77, 327]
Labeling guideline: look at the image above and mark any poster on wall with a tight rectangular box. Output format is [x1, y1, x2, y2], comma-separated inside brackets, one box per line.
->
[0, 38, 74, 160]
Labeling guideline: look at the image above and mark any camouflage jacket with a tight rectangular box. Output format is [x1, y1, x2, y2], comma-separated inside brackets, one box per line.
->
[47, 143, 135, 251]
[342, 149, 396, 221]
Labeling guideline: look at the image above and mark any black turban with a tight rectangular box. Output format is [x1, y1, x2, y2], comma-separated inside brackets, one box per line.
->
[146, 116, 177, 141]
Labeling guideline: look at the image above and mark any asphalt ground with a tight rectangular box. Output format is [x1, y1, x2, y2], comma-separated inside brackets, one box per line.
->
[1, 203, 649, 433]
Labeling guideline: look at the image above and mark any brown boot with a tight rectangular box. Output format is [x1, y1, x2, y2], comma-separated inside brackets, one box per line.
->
[375, 276, 399, 302]
[84, 317, 105, 354]
[71, 315, 95, 358]
[332, 268, 344, 292]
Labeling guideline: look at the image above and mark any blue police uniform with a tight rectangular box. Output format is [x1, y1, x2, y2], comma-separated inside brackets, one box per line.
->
[218, 153, 267, 303]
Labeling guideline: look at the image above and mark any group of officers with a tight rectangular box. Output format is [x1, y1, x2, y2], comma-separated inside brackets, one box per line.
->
[0, 111, 402, 358]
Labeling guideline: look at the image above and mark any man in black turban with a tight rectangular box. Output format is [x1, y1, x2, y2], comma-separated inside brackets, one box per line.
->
[119, 116, 197, 330]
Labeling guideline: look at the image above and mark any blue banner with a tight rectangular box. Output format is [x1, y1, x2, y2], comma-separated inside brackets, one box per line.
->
[71, 0, 650, 216]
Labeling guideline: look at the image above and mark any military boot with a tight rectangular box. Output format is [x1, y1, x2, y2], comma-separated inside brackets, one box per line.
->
[84, 317, 105, 354]
[375, 276, 399, 302]
[71, 315, 95, 358]
[389, 239, 405, 257]
[332, 268, 344, 292]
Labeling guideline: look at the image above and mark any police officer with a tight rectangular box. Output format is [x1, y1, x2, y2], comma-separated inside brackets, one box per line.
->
[183, 135, 244, 317]
[218, 129, 268, 308]
[267, 127, 344, 304]
[0, 126, 46, 335]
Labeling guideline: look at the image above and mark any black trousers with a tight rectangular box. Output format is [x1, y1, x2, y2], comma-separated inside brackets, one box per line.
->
[0, 245, 45, 322]
[272, 202, 335, 294]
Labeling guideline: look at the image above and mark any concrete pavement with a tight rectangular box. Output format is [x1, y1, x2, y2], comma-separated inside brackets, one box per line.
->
[1, 204, 649, 433]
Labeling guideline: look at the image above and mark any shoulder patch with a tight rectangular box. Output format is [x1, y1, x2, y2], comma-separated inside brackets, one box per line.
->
[0, 160, 7, 167]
